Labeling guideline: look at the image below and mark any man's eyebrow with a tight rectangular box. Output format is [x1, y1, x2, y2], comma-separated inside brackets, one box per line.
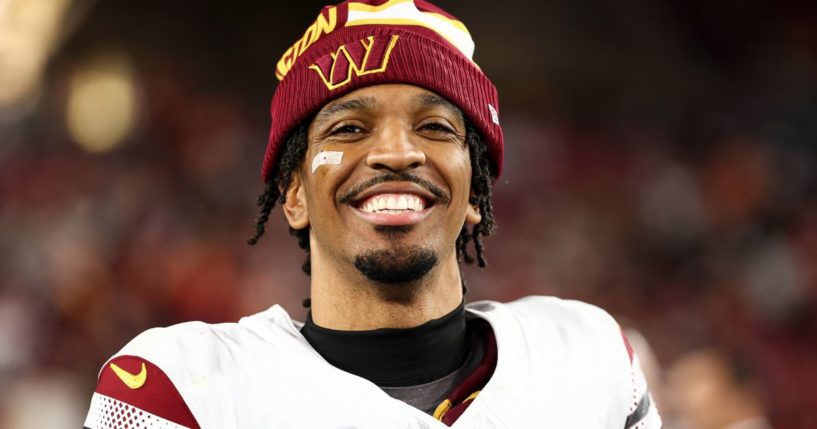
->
[312, 96, 377, 129]
[413, 94, 464, 121]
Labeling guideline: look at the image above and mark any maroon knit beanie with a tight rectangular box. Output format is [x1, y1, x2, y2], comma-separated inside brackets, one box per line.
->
[261, 0, 503, 181]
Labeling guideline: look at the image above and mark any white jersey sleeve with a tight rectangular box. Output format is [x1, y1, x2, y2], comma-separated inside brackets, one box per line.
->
[499, 296, 662, 429]
[83, 325, 207, 429]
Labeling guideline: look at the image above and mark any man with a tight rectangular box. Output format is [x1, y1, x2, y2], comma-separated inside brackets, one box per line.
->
[669, 347, 771, 429]
[84, 1, 661, 427]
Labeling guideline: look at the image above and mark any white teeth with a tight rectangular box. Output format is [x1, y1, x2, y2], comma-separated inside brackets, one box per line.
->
[360, 194, 426, 213]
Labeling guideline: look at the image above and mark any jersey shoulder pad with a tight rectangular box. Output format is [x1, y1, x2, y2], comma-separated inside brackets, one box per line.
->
[84, 322, 225, 429]
[507, 296, 662, 427]
[84, 354, 200, 429]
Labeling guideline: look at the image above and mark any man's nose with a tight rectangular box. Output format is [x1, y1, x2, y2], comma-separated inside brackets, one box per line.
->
[365, 123, 426, 172]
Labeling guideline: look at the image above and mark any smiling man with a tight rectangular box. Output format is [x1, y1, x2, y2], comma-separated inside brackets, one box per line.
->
[278, 85, 484, 330]
[83, 1, 660, 428]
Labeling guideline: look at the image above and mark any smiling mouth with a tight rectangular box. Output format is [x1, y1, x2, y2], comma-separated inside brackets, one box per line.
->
[340, 173, 450, 227]
[350, 191, 434, 227]
[358, 193, 428, 213]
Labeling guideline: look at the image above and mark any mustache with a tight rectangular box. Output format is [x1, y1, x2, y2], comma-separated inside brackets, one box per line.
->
[338, 172, 450, 205]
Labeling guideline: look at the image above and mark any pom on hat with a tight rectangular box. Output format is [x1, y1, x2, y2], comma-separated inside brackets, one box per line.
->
[261, 0, 503, 181]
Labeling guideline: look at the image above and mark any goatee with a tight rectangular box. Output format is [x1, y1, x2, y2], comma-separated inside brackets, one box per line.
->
[354, 245, 438, 284]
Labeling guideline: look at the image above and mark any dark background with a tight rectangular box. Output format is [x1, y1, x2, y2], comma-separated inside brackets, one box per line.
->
[0, 0, 815, 427]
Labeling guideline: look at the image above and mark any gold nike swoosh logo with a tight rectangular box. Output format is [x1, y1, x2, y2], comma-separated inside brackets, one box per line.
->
[110, 362, 147, 389]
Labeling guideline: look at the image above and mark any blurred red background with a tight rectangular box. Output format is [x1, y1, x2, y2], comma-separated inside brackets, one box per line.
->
[0, 0, 815, 427]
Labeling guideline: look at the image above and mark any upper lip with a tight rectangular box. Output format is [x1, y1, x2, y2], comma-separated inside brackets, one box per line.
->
[341, 181, 445, 208]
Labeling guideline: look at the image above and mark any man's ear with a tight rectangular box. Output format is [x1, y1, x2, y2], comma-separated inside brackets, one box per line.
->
[283, 171, 309, 230]
[465, 201, 481, 226]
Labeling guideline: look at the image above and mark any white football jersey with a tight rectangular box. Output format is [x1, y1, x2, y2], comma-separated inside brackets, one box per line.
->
[84, 296, 661, 428]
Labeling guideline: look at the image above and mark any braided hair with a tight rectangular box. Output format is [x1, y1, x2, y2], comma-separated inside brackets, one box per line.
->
[248, 120, 497, 300]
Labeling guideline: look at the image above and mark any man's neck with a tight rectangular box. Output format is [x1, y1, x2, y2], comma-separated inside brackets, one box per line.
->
[307, 244, 464, 330]
[300, 302, 470, 387]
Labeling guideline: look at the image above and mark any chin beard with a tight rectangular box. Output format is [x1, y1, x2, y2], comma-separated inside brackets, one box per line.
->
[354, 245, 438, 284]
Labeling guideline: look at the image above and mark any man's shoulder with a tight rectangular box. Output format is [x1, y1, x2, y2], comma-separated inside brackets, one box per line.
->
[84, 305, 304, 429]
[84, 320, 222, 429]
[469, 296, 661, 428]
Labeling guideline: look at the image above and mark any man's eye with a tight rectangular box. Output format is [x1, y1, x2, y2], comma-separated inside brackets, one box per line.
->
[329, 124, 364, 135]
[419, 123, 455, 133]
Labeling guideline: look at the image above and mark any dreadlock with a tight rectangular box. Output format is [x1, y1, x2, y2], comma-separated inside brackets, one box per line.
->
[247, 123, 311, 275]
[248, 119, 497, 303]
[456, 121, 496, 268]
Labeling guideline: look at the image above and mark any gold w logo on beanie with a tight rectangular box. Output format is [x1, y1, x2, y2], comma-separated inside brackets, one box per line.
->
[309, 35, 399, 91]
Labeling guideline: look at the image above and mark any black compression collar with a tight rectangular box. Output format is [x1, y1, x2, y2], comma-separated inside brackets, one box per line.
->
[301, 302, 469, 387]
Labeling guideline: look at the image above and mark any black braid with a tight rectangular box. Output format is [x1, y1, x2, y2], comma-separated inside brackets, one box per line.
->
[247, 123, 309, 246]
[248, 119, 497, 304]
[457, 121, 496, 268]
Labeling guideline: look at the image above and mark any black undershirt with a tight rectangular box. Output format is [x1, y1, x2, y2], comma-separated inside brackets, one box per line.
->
[300, 302, 470, 388]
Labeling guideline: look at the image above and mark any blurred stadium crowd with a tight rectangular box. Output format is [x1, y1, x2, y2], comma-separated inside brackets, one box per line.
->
[0, 0, 815, 427]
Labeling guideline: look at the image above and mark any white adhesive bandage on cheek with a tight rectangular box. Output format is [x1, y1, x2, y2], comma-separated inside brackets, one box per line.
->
[311, 151, 343, 173]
